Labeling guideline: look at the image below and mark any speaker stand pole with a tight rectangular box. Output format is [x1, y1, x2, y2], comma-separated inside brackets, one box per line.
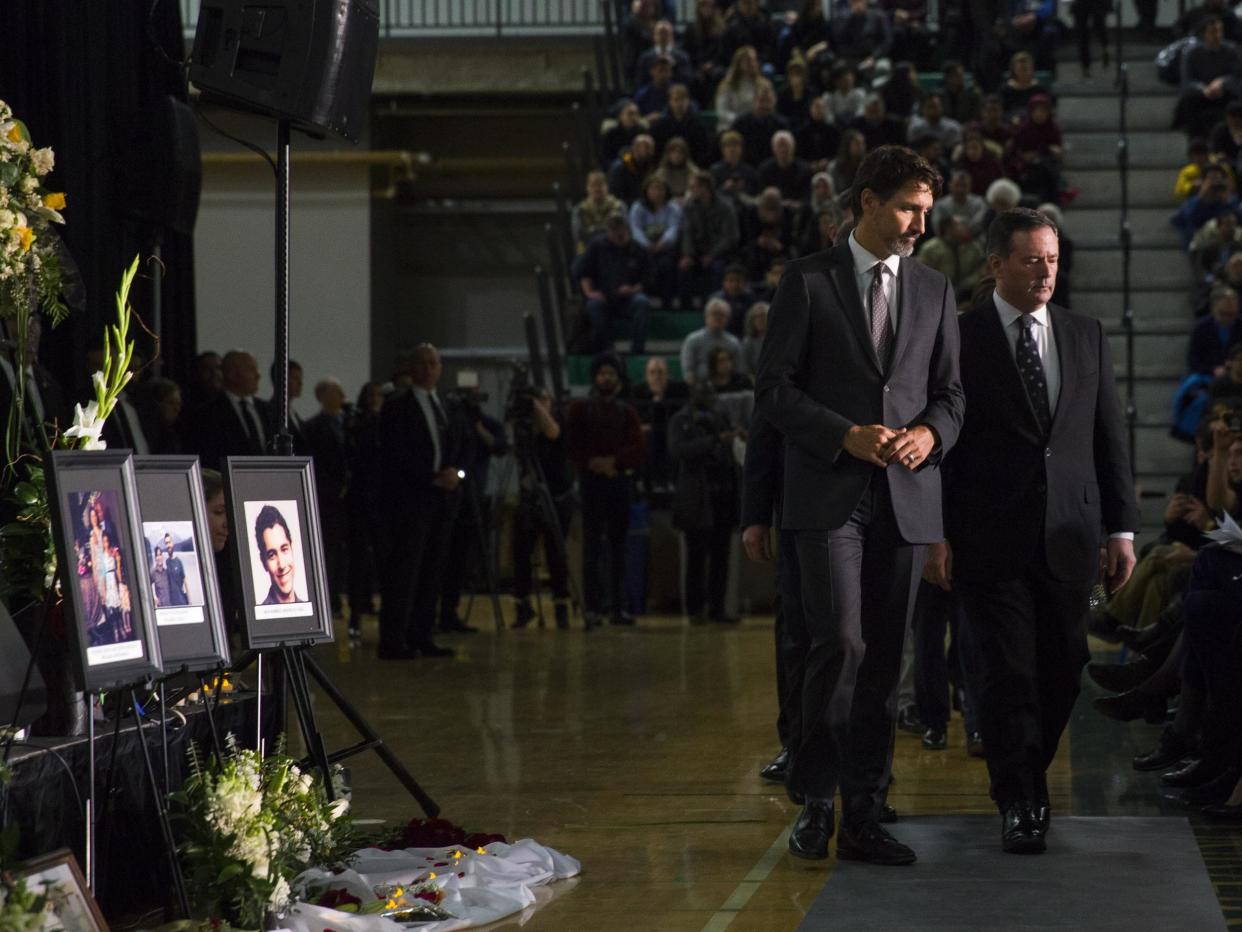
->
[271, 119, 294, 459]
[150, 233, 164, 378]
[85, 692, 96, 892]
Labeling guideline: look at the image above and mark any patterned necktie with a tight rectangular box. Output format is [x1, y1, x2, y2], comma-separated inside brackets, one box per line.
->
[1016, 316, 1052, 435]
[870, 263, 892, 369]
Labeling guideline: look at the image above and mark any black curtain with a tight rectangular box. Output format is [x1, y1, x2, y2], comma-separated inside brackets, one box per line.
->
[0, 0, 198, 404]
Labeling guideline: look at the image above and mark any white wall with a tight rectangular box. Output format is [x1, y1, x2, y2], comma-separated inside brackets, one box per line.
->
[194, 160, 371, 417]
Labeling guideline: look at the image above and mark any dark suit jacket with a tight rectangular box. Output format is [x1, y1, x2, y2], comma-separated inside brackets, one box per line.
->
[944, 297, 1140, 584]
[741, 411, 783, 528]
[190, 392, 272, 470]
[378, 388, 465, 505]
[304, 411, 349, 503]
[755, 241, 965, 540]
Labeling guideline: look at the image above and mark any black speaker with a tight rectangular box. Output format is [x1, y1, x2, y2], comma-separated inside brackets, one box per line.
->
[189, 0, 380, 141]
[115, 95, 202, 236]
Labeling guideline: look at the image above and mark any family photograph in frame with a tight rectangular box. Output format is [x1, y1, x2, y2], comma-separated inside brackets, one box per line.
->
[46, 451, 163, 692]
[13, 849, 108, 932]
[133, 456, 231, 673]
[224, 457, 334, 649]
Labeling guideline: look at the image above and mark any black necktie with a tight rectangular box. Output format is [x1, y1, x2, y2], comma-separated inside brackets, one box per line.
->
[240, 398, 263, 450]
[1016, 317, 1052, 435]
[870, 263, 893, 370]
[430, 394, 447, 439]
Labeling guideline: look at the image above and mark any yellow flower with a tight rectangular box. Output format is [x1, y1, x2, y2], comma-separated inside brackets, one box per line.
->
[14, 226, 33, 251]
[43, 192, 65, 210]
[5, 124, 20, 143]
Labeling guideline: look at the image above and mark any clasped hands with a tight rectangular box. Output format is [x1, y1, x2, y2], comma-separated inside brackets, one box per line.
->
[844, 424, 935, 470]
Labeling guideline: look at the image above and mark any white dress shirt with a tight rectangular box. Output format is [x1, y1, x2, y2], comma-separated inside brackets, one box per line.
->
[412, 386, 443, 472]
[992, 291, 1132, 541]
[992, 290, 1061, 414]
[849, 232, 902, 335]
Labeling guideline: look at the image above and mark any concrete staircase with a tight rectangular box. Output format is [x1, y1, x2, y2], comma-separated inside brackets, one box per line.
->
[1057, 42, 1196, 531]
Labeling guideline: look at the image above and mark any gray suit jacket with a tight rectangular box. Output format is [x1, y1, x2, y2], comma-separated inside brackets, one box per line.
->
[754, 241, 965, 541]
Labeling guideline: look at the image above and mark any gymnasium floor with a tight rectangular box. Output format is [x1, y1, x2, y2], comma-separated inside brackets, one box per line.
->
[310, 608, 1242, 931]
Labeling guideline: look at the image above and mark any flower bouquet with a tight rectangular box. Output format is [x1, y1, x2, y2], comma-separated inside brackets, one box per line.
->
[172, 737, 357, 928]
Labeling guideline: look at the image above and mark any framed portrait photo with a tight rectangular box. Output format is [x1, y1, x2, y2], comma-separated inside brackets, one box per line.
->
[224, 457, 333, 649]
[46, 451, 163, 692]
[133, 456, 231, 673]
[15, 848, 108, 932]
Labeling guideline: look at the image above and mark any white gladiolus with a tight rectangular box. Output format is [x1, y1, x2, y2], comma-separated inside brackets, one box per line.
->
[62, 401, 106, 450]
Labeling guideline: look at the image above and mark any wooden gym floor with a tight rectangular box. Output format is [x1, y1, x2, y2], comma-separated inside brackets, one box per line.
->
[307, 606, 1242, 931]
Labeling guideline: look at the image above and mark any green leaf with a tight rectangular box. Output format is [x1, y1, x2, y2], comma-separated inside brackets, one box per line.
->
[216, 862, 246, 883]
[0, 162, 18, 188]
[13, 482, 39, 505]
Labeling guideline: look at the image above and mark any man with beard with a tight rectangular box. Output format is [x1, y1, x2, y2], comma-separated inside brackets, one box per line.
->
[254, 505, 304, 605]
[566, 354, 646, 628]
[755, 145, 964, 864]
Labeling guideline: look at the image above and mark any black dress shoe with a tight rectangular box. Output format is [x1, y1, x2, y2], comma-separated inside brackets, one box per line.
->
[554, 603, 570, 629]
[1087, 655, 1155, 693]
[837, 819, 916, 865]
[377, 645, 418, 660]
[1093, 689, 1167, 724]
[1001, 805, 1046, 854]
[1035, 800, 1051, 834]
[1181, 770, 1241, 807]
[1133, 727, 1194, 772]
[512, 601, 536, 629]
[414, 641, 454, 658]
[788, 799, 835, 860]
[896, 706, 922, 734]
[1161, 758, 1213, 788]
[967, 732, 986, 758]
[760, 748, 788, 783]
[440, 617, 478, 634]
[879, 803, 898, 824]
[921, 726, 947, 750]
[1201, 803, 1242, 822]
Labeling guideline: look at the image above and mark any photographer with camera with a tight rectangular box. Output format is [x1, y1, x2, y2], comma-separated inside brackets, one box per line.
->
[567, 353, 646, 628]
[669, 380, 741, 625]
[510, 381, 575, 630]
[438, 373, 509, 634]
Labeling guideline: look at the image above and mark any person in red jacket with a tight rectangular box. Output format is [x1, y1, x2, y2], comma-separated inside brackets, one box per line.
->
[567, 353, 646, 627]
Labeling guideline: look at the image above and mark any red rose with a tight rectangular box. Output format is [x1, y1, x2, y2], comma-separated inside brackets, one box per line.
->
[464, 832, 507, 848]
[316, 889, 363, 909]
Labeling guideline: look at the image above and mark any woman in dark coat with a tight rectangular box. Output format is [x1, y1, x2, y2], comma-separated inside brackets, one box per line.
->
[668, 382, 740, 624]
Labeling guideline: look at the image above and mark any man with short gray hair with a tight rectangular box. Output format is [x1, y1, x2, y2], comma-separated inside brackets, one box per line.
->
[680, 298, 744, 382]
[759, 130, 814, 204]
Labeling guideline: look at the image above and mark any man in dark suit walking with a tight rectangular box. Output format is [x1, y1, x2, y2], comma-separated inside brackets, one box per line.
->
[929, 208, 1139, 854]
[376, 344, 463, 659]
[756, 145, 965, 865]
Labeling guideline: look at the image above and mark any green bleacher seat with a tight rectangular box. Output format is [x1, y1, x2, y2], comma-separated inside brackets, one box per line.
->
[604, 310, 702, 343]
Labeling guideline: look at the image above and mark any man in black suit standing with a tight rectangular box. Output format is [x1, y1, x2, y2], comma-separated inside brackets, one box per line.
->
[929, 208, 1139, 854]
[191, 350, 271, 470]
[377, 344, 463, 659]
[756, 145, 965, 865]
[304, 377, 350, 617]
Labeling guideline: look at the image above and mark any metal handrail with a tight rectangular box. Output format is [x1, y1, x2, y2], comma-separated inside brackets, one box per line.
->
[1117, 63, 1137, 477]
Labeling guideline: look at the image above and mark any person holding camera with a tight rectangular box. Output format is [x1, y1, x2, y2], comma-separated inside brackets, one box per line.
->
[669, 381, 741, 624]
[512, 388, 575, 630]
[567, 354, 646, 628]
[438, 379, 509, 634]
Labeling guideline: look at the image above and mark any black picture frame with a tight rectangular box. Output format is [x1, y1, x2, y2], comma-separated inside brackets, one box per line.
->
[46, 450, 164, 692]
[133, 456, 232, 673]
[224, 456, 334, 649]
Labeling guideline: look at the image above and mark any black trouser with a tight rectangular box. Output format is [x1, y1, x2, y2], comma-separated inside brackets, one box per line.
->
[783, 474, 924, 823]
[318, 491, 348, 614]
[959, 564, 1092, 810]
[1074, 3, 1109, 70]
[683, 494, 735, 618]
[913, 580, 979, 733]
[774, 529, 803, 748]
[580, 474, 631, 615]
[513, 489, 573, 602]
[1182, 549, 1242, 769]
[378, 486, 462, 650]
[439, 482, 489, 623]
[346, 493, 379, 620]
